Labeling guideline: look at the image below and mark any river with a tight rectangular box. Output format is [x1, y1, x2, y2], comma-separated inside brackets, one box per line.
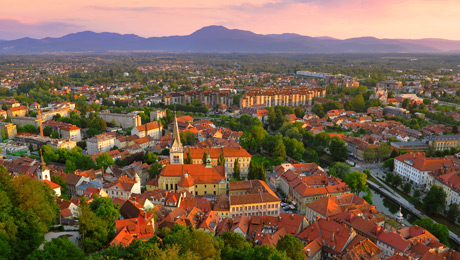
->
[367, 186, 460, 249]
[365, 186, 418, 225]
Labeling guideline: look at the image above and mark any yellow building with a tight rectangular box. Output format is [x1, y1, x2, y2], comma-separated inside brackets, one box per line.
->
[185, 147, 251, 179]
[228, 180, 281, 218]
[157, 113, 227, 196]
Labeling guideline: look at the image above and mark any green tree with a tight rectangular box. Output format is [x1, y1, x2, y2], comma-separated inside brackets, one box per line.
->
[26, 237, 85, 260]
[351, 94, 365, 112]
[294, 107, 304, 118]
[233, 159, 241, 180]
[148, 162, 163, 179]
[202, 151, 208, 164]
[180, 131, 196, 146]
[43, 125, 53, 137]
[0, 169, 59, 259]
[96, 153, 114, 170]
[217, 152, 225, 166]
[142, 152, 159, 164]
[329, 137, 348, 161]
[276, 234, 305, 260]
[403, 182, 412, 194]
[423, 185, 447, 216]
[79, 196, 120, 253]
[273, 139, 286, 159]
[344, 171, 368, 194]
[413, 218, 449, 246]
[51, 175, 68, 196]
[312, 104, 325, 118]
[329, 162, 351, 179]
[447, 203, 460, 223]
[184, 150, 193, 164]
[0, 129, 6, 140]
[383, 158, 395, 171]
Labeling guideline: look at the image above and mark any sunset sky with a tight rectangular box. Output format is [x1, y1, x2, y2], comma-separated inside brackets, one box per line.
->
[1, 0, 460, 40]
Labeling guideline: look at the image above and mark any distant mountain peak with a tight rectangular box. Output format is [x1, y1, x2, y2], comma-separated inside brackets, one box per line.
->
[0, 25, 456, 53]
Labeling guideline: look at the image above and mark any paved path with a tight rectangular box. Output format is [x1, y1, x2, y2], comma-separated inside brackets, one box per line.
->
[40, 231, 80, 249]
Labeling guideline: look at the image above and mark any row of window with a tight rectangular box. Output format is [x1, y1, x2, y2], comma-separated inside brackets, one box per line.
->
[231, 204, 279, 212]
[231, 210, 279, 218]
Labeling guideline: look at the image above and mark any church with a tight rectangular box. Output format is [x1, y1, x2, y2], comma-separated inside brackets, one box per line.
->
[157, 114, 227, 196]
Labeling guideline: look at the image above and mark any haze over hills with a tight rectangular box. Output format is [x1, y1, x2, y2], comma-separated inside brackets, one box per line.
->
[0, 25, 459, 53]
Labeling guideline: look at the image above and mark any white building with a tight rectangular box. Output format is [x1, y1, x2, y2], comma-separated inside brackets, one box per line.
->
[86, 133, 116, 155]
[394, 152, 454, 189]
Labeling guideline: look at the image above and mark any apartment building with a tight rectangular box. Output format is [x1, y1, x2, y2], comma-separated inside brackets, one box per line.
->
[86, 133, 116, 155]
[239, 86, 325, 109]
[99, 110, 142, 129]
[164, 89, 233, 108]
[43, 120, 81, 141]
[228, 180, 281, 218]
[394, 152, 456, 188]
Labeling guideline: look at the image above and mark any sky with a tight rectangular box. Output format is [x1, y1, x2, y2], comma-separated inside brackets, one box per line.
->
[1, 0, 460, 40]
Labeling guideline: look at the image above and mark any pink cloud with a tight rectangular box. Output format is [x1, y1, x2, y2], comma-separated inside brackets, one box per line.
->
[0, 0, 459, 40]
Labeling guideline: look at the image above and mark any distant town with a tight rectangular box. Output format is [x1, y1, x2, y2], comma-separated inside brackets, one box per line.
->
[2, 53, 460, 259]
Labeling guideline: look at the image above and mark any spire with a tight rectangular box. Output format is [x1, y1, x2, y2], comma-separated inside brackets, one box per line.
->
[171, 111, 182, 151]
[40, 149, 46, 168]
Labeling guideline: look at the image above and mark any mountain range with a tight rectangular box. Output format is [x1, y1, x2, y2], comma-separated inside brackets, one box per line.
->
[1, 25, 459, 53]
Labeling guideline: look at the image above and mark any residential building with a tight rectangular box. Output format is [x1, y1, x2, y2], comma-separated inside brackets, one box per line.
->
[427, 135, 460, 151]
[103, 174, 141, 199]
[164, 89, 233, 108]
[99, 110, 142, 129]
[43, 120, 81, 141]
[7, 105, 27, 117]
[131, 121, 163, 139]
[239, 86, 325, 109]
[86, 133, 116, 155]
[227, 180, 281, 218]
[394, 152, 455, 188]
[150, 109, 166, 121]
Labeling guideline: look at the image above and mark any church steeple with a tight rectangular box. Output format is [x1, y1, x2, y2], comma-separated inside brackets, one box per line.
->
[38, 149, 50, 181]
[170, 112, 184, 165]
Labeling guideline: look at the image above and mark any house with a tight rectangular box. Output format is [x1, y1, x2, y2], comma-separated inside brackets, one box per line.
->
[131, 121, 163, 139]
[103, 174, 142, 199]
[42, 120, 81, 141]
[110, 215, 155, 247]
[42, 179, 61, 197]
[7, 105, 27, 117]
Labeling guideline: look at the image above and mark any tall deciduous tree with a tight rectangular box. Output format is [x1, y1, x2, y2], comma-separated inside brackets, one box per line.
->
[273, 139, 286, 159]
[276, 234, 305, 260]
[423, 185, 447, 216]
[344, 171, 368, 194]
[233, 159, 241, 180]
[329, 137, 348, 161]
[217, 152, 225, 166]
[96, 153, 114, 170]
[202, 151, 208, 164]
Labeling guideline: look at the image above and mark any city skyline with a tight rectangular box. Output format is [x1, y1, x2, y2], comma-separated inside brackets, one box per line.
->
[1, 0, 460, 40]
